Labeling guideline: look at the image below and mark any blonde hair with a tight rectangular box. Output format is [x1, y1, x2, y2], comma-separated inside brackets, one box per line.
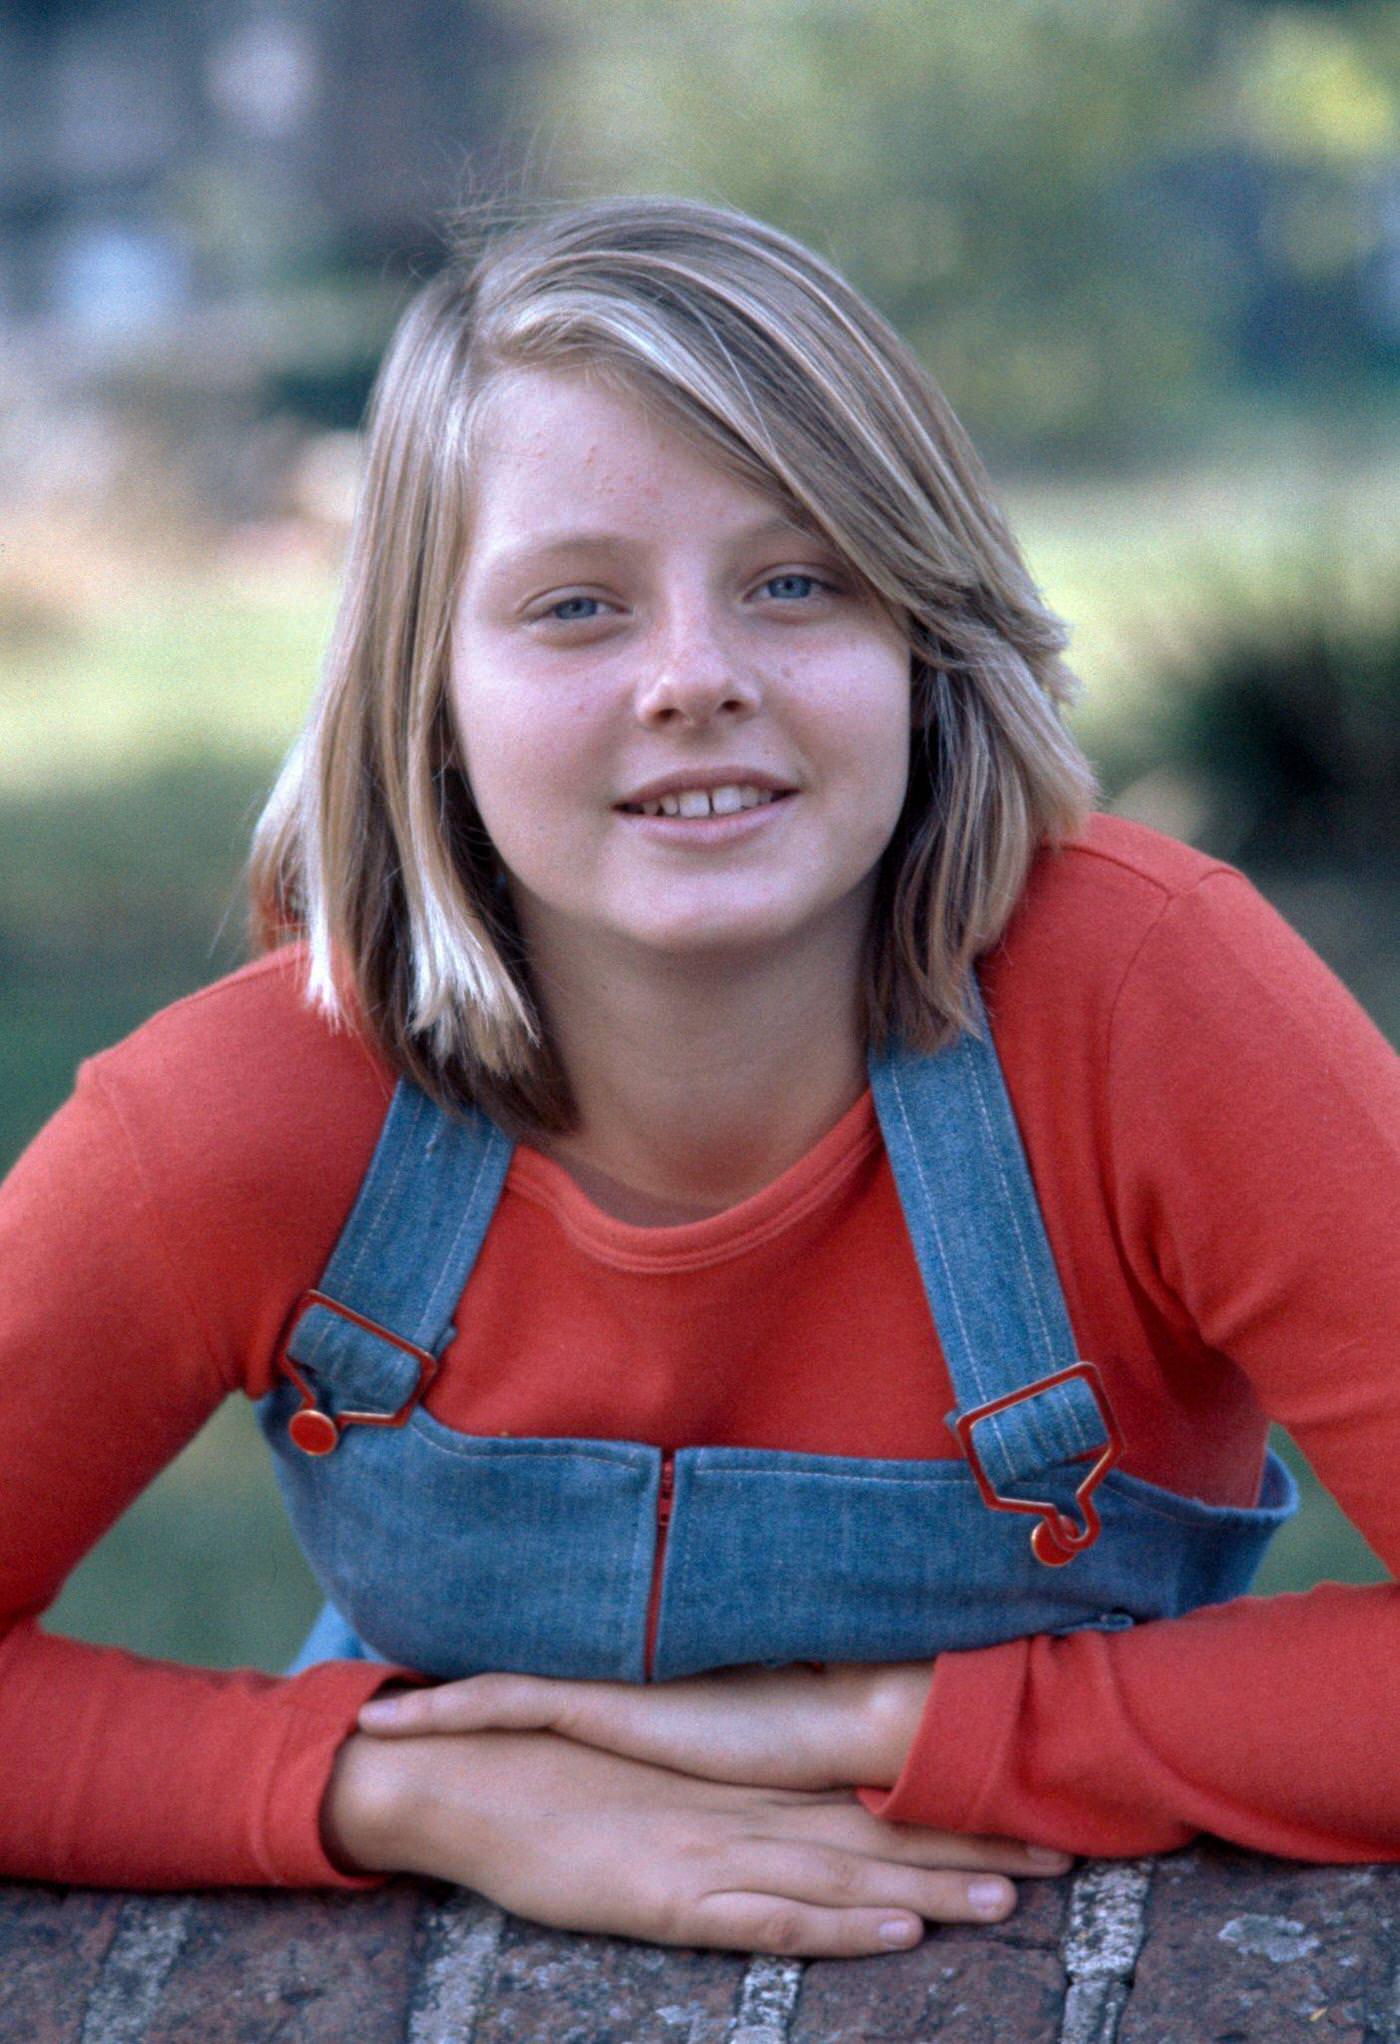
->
[248, 193, 1098, 1136]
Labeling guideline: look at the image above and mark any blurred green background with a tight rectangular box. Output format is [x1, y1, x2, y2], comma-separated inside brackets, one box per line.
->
[1, 0, 1396, 1674]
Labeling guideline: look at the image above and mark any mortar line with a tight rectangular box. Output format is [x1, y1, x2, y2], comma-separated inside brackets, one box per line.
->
[726, 1954, 805, 2044]
[77, 1895, 194, 2044]
[404, 1891, 506, 2044]
[1055, 1859, 1155, 2044]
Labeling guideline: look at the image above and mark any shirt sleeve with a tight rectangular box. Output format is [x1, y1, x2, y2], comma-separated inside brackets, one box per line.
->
[859, 869, 1400, 1860]
[0, 1062, 416, 1889]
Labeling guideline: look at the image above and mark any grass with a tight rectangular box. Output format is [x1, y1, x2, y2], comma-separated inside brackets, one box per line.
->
[3, 444, 1395, 1672]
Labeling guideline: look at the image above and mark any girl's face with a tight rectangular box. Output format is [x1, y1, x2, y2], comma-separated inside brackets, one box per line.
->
[447, 367, 912, 974]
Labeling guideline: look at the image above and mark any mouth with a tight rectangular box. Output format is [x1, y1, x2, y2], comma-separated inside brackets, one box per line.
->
[615, 783, 793, 820]
[613, 786, 798, 841]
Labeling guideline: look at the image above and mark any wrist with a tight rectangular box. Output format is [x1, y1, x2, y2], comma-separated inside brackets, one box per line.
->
[860, 1660, 934, 1786]
[320, 1729, 416, 1875]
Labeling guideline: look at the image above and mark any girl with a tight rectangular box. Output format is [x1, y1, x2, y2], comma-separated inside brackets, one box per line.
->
[1, 196, 1397, 1962]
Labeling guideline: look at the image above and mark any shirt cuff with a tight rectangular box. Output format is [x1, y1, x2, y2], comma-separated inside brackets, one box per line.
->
[257, 1659, 431, 1888]
[855, 1642, 1027, 1834]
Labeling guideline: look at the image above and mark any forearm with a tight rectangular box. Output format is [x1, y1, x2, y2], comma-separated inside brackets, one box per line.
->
[861, 1586, 1400, 1862]
[0, 1619, 412, 1889]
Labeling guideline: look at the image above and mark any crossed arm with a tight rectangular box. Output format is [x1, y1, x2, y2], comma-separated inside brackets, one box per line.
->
[353, 1655, 928, 1787]
[321, 1657, 1076, 1956]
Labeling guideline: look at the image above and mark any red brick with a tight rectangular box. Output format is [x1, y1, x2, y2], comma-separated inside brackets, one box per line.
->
[472, 1912, 746, 2043]
[0, 1885, 124, 2044]
[1119, 1844, 1400, 2044]
[795, 1874, 1071, 2043]
[139, 1883, 420, 2044]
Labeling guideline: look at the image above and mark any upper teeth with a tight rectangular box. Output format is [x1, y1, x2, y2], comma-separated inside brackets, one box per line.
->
[631, 785, 782, 818]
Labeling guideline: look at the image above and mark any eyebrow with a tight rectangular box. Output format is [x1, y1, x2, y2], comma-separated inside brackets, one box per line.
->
[477, 513, 831, 582]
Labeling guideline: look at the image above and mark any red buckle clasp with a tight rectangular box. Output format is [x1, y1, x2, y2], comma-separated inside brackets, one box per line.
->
[275, 1289, 439, 1457]
[952, 1361, 1122, 1566]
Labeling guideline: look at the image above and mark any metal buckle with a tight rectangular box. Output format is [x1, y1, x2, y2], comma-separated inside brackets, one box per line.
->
[952, 1361, 1122, 1566]
[275, 1289, 440, 1457]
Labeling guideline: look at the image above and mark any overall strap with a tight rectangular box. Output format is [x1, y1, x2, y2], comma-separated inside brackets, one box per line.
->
[284, 1082, 514, 1418]
[867, 971, 1110, 1494]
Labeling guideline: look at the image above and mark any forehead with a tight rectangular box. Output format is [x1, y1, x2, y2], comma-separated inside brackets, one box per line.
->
[466, 366, 802, 535]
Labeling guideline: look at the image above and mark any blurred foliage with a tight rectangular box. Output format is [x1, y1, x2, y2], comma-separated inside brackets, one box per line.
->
[18, 3, 1398, 525]
[1092, 534, 1400, 867]
[1137, 624, 1400, 866]
[0, 759, 257, 1151]
[515, 0, 1400, 461]
[0, 550, 336, 798]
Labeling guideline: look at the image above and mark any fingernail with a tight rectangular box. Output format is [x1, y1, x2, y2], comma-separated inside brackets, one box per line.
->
[879, 1918, 920, 1945]
[1028, 1846, 1071, 1868]
[969, 1878, 1012, 1915]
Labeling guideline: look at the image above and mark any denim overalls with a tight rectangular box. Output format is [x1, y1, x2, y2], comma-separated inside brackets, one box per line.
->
[259, 975, 1296, 1683]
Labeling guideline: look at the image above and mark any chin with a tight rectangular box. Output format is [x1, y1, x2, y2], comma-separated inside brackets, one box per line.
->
[618, 907, 815, 958]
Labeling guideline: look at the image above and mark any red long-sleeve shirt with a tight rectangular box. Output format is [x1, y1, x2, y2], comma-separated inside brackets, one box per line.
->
[1, 812, 1397, 1888]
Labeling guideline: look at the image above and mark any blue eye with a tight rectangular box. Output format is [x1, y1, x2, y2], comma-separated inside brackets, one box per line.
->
[546, 595, 604, 622]
[761, 573, 828, 601]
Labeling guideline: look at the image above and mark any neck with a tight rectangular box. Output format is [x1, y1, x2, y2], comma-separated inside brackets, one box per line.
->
[521, 904, 873, 1223]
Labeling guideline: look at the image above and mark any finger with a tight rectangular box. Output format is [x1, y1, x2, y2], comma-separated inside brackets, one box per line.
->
[358, 1673, 561, 1738]
[873, 1828, 1072, 1876]
[723, 1838, 1020, 1928]
[683, 1891, 935, 1958]
[773, 1798, 1073, 1876]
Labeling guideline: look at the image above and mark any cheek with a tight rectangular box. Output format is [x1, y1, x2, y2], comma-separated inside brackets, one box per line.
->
[448, 661, 525, 780]
[822, 655, 912, 798]
[828, 660, 913, 865]
[449, 680, 602, 866]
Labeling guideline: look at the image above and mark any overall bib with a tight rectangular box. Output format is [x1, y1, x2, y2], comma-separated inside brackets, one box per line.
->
[258, 976, 1296, 1683]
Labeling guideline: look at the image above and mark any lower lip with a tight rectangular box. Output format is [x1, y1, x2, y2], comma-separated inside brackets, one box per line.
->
[612, 793, 797, 844]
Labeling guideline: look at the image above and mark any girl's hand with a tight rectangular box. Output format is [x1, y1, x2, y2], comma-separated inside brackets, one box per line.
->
[356, 1659, 932, 1791]
[325, 1724, 1072, 1959]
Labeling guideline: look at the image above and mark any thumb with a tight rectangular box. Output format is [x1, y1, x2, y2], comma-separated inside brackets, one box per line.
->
[357, 1672, 559, 1738]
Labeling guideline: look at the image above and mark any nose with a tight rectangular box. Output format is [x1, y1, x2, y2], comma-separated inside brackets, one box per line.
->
[632, 607, 761, 729]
